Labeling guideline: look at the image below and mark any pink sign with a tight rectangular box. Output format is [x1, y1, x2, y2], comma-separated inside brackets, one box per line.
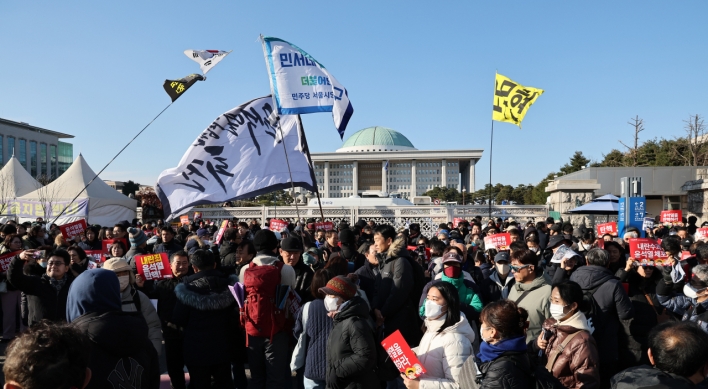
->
[596, 222, 617, 237]
[60, 219, 88, 241]
[269, 219, 289, 232]
[484, 233, 511, 251]
[660, 210, 682, 224]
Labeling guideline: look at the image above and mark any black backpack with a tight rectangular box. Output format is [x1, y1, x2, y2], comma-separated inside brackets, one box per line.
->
[581, 285, 603, 333]
[494, 355, 565, 389]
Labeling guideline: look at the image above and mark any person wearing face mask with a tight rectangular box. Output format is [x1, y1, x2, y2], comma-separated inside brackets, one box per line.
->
[458, 300, 534, 389]
[321, 275, 378, 389]
[102, 257, 163, 356]
[544, 235, 581, 285]
[656, 263, 708, 334]
[419, 252, 483, 328]
[403, 281, 476, 389]
[481, 251, 516, 304]
[533, 281, 600, 389]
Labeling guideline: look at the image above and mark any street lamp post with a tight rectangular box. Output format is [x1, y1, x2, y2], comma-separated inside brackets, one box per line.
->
[462, 187, 466, 206]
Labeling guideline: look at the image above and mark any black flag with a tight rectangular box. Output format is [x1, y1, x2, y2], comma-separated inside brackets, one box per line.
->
[163, 73, 205, 102]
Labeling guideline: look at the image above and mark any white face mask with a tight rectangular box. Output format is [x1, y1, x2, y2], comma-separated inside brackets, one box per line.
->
[550, 303, 568, 321]
[684, 284, 702, 299]
[496, 263, 510, 275]
[324, 296, 340, 312]
[425, 299, 446, 320]
[529, 247, 539, 253]
[118, 275, 130, 292]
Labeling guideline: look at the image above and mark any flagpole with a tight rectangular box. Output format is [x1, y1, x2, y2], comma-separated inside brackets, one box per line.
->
[49, 102, 174, 226]
[488, 120, 494, 219]
[276, 120, 307, 249]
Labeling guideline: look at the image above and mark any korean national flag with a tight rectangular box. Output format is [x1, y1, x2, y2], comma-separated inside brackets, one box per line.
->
[261, 36, 354, 139]
[184, 49, 231, 75]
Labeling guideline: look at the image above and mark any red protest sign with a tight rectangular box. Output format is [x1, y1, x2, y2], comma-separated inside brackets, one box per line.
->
[135, 253, 172, 281]
[596, 222, 617, 237]
[269, 219, 289, 232]
[453, 218, 465, 228]
[59, 219, 87, 241]
[484, 233, 511, 251]
[84, 250, 106, 264]
[681, 251, 692, 260]
[0, 251, 20, 272]
[102, 239, 128, 256]
[696, 228, 708, 242]
[381, 330, 426, 379]
[315, 221, 334, 231]
[629, 238, 668, 262]
[407, 246, 431, 261]
[193, 212, 202, 220]
[660, 210, 682, 224]
[596, 239, 605, 249]
[214, 220, 230, 245]
[180, 215, 189, 225]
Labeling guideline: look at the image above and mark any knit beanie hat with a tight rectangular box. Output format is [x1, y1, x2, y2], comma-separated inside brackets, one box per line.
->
[128, 227, 147, 248]
[319, 275, 357, 301]
[253, 229, 278, 252]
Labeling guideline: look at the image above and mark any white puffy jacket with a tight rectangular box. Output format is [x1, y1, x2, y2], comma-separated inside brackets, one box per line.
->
[413, 313, 476, 389]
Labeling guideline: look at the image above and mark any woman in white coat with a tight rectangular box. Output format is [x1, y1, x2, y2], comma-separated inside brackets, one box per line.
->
[403, 280, 476, 389]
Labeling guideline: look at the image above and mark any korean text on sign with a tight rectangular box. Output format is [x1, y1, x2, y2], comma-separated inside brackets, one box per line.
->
[270, 219, 289, 232]
[596, 222, 617, 237]
[484, 233, 511, 251]
[59, 219, 87, 241]
[314, 222, 333, 231]
[660, 210, 682, 224]
[135, 253, 172, 281]
[629, 238, 668, 262]
[380, 330, 426, 379]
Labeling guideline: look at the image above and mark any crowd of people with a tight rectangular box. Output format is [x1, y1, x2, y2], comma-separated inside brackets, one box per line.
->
[2, 214, 708, 389]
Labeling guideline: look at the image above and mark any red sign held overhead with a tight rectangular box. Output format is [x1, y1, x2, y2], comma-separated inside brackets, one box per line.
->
[381, 330, 426, 379]
[193, 212, 203, 220]
[84, 250, 106, 264]
[269, 219, 289, 232]
[180, 215, 190, 225]
[629, 238, 668, 264]
[660, 210, 682, 224]
[314, 221, 334, 231]
[484, 233, 511, 251]
[596, 222, 617, 237]
[135, 253, 172, 281]
[60, 219, 88, 241]
[0, 251, 21, 273]
[695, 228, 708, 242]
[214, 220, 230, 245]
[453, 218, 465, 228]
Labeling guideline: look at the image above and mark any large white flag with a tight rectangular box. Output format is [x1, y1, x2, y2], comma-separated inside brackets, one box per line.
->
[184, 49, 231, 75]
[261, 36, 353, 139]
[155, 95, 316, 220]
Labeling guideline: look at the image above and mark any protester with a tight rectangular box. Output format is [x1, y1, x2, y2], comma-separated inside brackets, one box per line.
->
[355, 242, 380, 306]
[79, 226, 102, 251]
[281, 236, 314, 302]
[3, 321, 92, 389]
[67, 269, 160, 389]
[107, 239, 126, 259]
[405, 280, 475, 389]
[322, 275, 378, 389]
[219, 227, 241, 268]
[173, 249, 238, 389]
[8, 249, 74, 326]
[656, 263, 708, 332]
[125, 227, 149, 271]
[481, 251, 515, 303]
[534, 281, 601, 389]
[459, 300, 532, 389]
[235, 240, 256, 275]
[67, 244, 89, 277]
[507, 248, 552, 344]
[154, 226, 182, 258]
[0, 235, 25, 341]
[102, 257, 162, 355]
[611, 321, 708, 389]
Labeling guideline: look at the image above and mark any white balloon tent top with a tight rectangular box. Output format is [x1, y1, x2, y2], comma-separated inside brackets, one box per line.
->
[18, 154, 137, 226]
[0, 155, 41, 198]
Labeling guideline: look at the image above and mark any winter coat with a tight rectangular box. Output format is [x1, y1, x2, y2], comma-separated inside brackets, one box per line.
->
[372, 236, 421, 345]
[419, 275, 483, 324]
[354, 259, 380, 308]
[153, 239, 182, 259]
[120, 285, 163, 355]
[7, 256, 73, 326]
[79, 238, 102, 251]
[480, 269, 515, 304]
[656, 270, 708, 333]
[292, 259, 314, 303]
[413, 314, 476, 389]
[478, 262, 493, 280]
[507, 274, 552, 344]
[172, 269, 238, 366]
[569, 265, 634, 364]
[139, 275, 185, 339]
[219, 240, 238, 267]
[238, 252, 296, 288]
[611, 365, 703, 389]
[326, 296, 378, 389]
[460, 350, 533, 389]
[536, 312, 600, 389]
[293, 299, 334, 381]
[72, 311, 161, 389]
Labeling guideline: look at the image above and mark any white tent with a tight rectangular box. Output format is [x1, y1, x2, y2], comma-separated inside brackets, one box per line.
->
[19, 154, 137, 226]
[0, 155, 40, 198]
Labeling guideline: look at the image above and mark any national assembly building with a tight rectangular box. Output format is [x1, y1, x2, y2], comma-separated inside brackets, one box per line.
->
[309, 126, 483, 200]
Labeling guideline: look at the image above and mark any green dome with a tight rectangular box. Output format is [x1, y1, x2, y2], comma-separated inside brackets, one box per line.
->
[338, 126, 415, 152]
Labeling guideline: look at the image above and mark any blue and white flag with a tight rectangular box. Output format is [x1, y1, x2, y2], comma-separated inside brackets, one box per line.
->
[261, 36, 353, 139]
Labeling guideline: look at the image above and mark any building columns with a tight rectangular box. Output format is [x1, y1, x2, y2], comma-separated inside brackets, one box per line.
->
[382, 160, 388, 193]
[353, 161, 358, 195]
[441, 159, 447, 188]
[324, 162, 330, 198]
[469, 159, 475, 193]
[411, 160, 417, 197]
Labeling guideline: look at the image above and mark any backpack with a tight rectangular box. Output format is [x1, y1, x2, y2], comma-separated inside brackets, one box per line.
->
[495, 355, 565, 389]
[581, 285, 603, 333]
[240, 260, 286, 342]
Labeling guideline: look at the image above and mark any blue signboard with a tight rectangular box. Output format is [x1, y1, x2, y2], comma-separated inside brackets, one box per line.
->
[618, 197, 646, 238]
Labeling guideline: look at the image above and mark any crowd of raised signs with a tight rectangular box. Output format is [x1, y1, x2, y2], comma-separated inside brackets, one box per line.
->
[3, 214, 708, 389]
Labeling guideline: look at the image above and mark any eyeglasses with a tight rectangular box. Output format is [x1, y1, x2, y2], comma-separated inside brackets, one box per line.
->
[510, 264, 531, 272]
[47, 261, 65, 267]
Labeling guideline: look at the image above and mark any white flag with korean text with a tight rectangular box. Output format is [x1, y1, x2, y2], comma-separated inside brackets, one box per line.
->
[155, 95, 316, 220]
[184, 49, 231, 75]
[261, 36, 353, 139]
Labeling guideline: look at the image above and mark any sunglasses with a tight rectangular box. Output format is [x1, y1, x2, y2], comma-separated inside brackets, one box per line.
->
[510, 264, 531, 272]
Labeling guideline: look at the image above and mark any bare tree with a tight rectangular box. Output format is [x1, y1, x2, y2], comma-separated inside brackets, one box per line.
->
[35, 174, 61, 221]
[682, 114, 707, 166]
[619, 116, 645, 167]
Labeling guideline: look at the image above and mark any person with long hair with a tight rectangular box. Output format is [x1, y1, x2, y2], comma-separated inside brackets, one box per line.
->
[403, 280, 475, 389]
[458, 300, 533, 389]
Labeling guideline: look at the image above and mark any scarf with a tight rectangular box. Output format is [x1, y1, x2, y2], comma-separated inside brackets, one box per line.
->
[49, 275, 67, 295]
[476, 335, 527, 363]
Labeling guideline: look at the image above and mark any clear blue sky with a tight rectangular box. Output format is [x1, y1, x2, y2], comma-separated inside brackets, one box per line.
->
[2, 1, 707, 192]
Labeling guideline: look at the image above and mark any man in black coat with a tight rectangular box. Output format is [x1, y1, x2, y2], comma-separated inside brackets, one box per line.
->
[8, 249, 74, 326]
[280, 236, 313, 303]
[355, 242, 380, 308]
[173, 249, 238, 389]
[154, 226, 183, 259]
[219, 228, 241, 269]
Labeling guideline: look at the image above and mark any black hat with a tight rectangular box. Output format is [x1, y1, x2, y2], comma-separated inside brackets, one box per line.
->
[549, 224, 562, 232]
[253, 230, 278, 252]
[449, 230, 462, 240]
[547, 234, 572, 249]
[409, 223, 420, 232]
[339, 229, 356, 245]
[681, 237, 694, 250]
[494, 252, 510, 263]
[280, 237, 303, 252]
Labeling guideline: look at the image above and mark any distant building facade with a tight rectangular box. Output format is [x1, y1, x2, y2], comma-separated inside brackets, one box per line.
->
[0, 118, 74, 179]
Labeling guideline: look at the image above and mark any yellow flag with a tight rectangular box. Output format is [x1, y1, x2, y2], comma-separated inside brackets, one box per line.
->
[492, 73, 544, 128]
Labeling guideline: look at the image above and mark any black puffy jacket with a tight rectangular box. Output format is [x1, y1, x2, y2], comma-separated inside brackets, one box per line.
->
[326, 296, 378, 389]
[469, 351, 534, 389]
[219, 241, 238, 267]
[611, 365, 701, 389]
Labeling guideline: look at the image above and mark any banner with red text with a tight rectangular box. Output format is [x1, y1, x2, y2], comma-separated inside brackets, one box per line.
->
[60, 219, 87, 241]
[381, 330, 426, 379]
[596, 222, 617, 237]
[484, 233, 511, 251]
[135, 253, 172, 281]
[629, 238, 668, 263]
[660, 210, 682, 224]
[0, 251, 20, 272]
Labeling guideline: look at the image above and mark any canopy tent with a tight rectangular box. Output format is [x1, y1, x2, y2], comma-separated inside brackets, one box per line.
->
[568, 194, 619, 215]
[18, 154, 136, 226]
[0, 155, 41, 198]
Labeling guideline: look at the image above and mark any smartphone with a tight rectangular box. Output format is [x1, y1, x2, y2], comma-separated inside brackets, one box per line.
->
[32, 250, 46, 259]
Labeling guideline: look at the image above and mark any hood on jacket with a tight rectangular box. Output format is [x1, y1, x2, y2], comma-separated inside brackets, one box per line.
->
[385, 236, 409, 259]
[437, 313, 476, 344]
[512, 273, 548, 292]
[72, 311, 150, 357]
[66, 269, 121, 322]
[544, 311, 594, 334]
[219, 241, 237, 256]
[334, 296, 370, 324]
[174, 270, 237, 311]
[570, 265, 616, 290]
